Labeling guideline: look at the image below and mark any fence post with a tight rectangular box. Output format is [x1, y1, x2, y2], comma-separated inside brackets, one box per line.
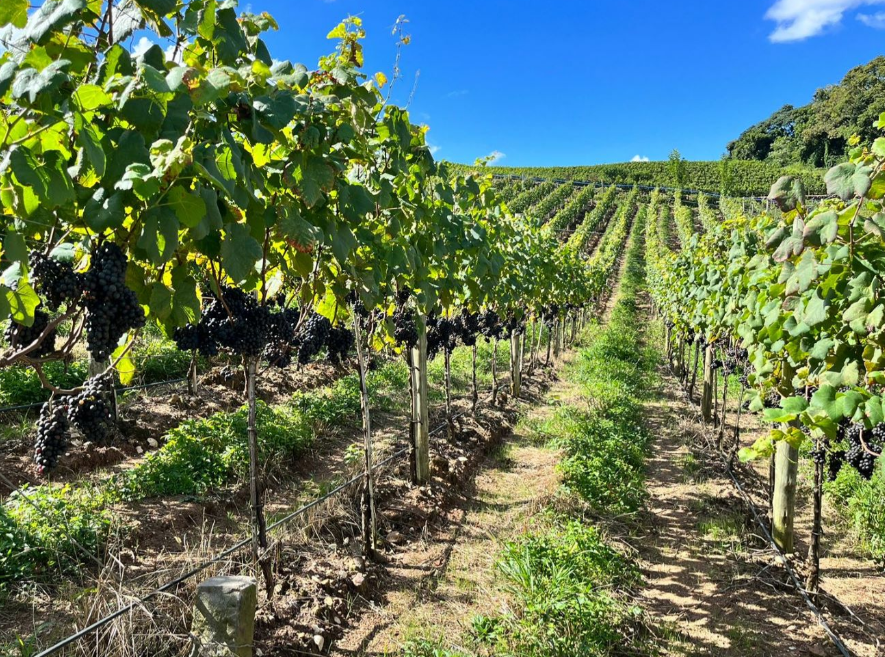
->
[700, 344, 714, 422]
[409, 317, 430, 484]
[772, 436, 799, 553]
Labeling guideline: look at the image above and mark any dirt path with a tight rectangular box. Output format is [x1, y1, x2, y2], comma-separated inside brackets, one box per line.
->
[638, 366, 845, 656]
[330, 363, 578, 655]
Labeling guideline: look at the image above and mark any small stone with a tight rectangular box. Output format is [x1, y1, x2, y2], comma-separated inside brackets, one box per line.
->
[313, 635, 325, 652]
[351, 572, 366, 591]
[387, 531, 404, 544]
[147, 438, 159, 448]
[136, 446, 143, 454]
[324, 596, 334, 607]
[457, 456, 468, 463]
[170, 393, 182, 405]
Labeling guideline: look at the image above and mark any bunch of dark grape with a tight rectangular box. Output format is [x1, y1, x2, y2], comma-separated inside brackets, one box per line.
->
[67, 375, 116, 445]
[173, 323, 219, 357]
[844, 423, 883, 480]
[262, 307, 300, 369]
[30, 252, 83, 310]
[4, 306, 57, 357]
[296, 313, 331, 364]
[392, 308, 419, 349]
[503, 313, 524, 338]
[426, 314, 457, 360]
[478, 309, 504, 341]
[326, 326, 354, 364]
[199, 287, 272, 357]
[541, 304, 559, 328]
[83, 243, 146, 360]
[457, 310, 480, 347]
[763, 390, 781, 409]
[34, 402, 70, 473]
[396, 286, 411, 307]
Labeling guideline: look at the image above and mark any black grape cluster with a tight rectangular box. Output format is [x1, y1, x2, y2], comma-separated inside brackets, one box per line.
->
[66, 374, 116, 445]
[541, 305, 559, 328]
[326, 326, 354, 364]
[296, 313, 331, 364]
[174, 286, 271, 358]
[722, 344, 750, 380]
[4, 307, 57, 357]
[426, 314, 458, 360]
[172, 323, 219, 357]
[457, 310, 480, 347]
[30, 252, 83, 310]
[503, 313, 524, 337]
[83, 243, 146, 360]
[392, 308, 418, 349]
[809, 440, 846, 482]
[34, 403, 69, 473]
[763, 390, 781, 409]
[262, 307, 300, 369]
[844, 423, 883, 480]
[478, 310, 504, 341]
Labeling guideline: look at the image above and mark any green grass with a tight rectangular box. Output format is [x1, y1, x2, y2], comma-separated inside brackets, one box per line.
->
[825, 463, 885, 563]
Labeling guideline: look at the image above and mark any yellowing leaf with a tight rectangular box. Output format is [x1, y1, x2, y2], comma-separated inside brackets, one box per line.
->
[374, 71, 388, 88]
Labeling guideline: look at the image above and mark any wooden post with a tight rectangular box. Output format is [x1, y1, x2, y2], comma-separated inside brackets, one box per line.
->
[772, 437, 799, 553]
[717, 363, 729, 448]
[510, 331, 522, 398]
[443, 348, 454, 438]
[351, 313, 378, 556]
[471, 343, 478, 411]
[545, 324, 552, 365]
[688, 341, 699, 400]
[245, 357, 273, 594]
[559, 316, 566, 352]
[409, 317, 430, 484]
[700, 344, 714, 422]
[552, 319, 561, 359]
[187, 352, 199, 396]
[491, 339, 499, 405]
[807, 437, 824, 595]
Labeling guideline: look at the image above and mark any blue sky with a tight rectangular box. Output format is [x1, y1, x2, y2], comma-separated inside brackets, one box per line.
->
[187, 1, 885, 165]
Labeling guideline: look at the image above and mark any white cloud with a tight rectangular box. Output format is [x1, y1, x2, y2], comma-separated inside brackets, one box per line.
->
[765, 0, 885, 42]
[428, 143, 441, 156]
[857, 10, 885, 25]
[487, 150, 505, 164]
[446, 89, 468, 98]
[631, 155, 650, 163]
[131, 36, 156, 58]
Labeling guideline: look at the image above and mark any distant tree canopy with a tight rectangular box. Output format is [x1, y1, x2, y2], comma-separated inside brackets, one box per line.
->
[727, 56, 885, 168]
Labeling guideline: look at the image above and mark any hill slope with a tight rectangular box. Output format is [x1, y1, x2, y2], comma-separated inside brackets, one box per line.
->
[727, 56, 885, 168]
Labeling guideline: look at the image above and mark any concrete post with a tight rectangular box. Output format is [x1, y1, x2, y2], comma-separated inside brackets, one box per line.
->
[192, 576, 257, 657]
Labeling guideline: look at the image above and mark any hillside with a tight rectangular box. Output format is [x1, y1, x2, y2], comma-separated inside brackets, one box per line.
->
[449, 160, 825, 197]
[727, 56, 885, 168]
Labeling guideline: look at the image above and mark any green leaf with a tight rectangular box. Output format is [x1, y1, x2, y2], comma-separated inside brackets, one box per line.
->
[137, 207, 179, 264]
[221, 222, 262, 283]
[77, 121, 106, 177]
[11, 149, 74, 209]
[73, 84, 112, 111]
[781, 396, 808, 414]
[2, 231, 27, 264]
[167, 186, 207, 228]
[0, 0, 28, 28]
[1, 264, 39, 326]
[768, 175, 805, 212]
[83, 189, 126, 231]
[112, 343, 136, 385]
[25, 0, 86, 44]
[296, 157, 335, 209]
[134, 0, 176, 15]
[804, 293, 827, 327]
[825, 162, 873, 201]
